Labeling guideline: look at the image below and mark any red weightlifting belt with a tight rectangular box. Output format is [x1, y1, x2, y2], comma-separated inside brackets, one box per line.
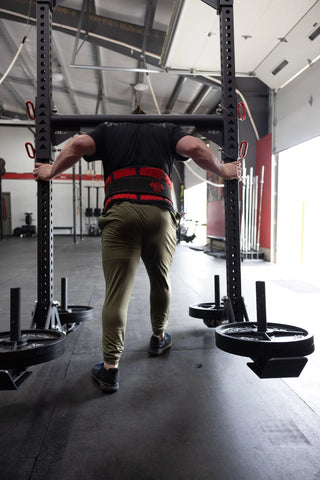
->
[104, 166, 173, 211]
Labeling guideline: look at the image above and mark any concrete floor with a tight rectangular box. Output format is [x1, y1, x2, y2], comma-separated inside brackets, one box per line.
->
[0, 236, 320, 480]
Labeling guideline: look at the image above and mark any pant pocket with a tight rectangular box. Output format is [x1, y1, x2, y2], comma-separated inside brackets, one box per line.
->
[170, 210, 181, 228]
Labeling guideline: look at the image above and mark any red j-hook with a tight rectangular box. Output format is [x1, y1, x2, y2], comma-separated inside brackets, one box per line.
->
[238, 140, 248, 159]
[237, 102, 246, 121]
[25, 142, 36, 159]
[26, 101, 36, 120]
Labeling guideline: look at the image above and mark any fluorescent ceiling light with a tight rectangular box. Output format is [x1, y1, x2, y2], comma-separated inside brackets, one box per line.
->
[70, 64, 160, 74]
[52, 72, 64, 81]
[134, 82, 149, 91]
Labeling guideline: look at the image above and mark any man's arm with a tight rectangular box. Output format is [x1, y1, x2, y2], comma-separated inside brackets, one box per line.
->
[33, 134, 96, 181]
[176, 135, 241, 180]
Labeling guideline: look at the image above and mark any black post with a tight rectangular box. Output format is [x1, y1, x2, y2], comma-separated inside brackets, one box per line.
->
[10, 288, 22, 343]
[0, 177, 3, 240]
[0, 158, 5, 240]
[256, 281, 267, 333]
[32, 0, 54, 329]
[218, 1, 244, 322]
[72, 166, 77, 243]
[214, 275, 220, 307]
[79, 161, 83, 240]
[61, 277, 68, 311]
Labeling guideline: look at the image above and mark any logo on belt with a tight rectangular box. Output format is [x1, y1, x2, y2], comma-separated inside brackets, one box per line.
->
[149, 181, 164, 193]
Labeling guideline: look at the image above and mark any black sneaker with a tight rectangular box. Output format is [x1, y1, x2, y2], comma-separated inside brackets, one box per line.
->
[148, 333, 172, 356]
[92, 362, 119, 393]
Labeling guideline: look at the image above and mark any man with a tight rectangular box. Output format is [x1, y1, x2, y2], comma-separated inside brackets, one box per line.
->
[33, 120, 241, 393]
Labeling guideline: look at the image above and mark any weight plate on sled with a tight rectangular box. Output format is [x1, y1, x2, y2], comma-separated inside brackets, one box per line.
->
[58, 305, 94, 324]
[189, 303, 224, 320]
[0, 330, 66, 369]
[189, 303, 225, 328]
[215, 322, 314, 359]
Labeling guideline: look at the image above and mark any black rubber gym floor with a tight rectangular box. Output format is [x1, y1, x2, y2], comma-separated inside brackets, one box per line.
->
[0, 237, 320, 480]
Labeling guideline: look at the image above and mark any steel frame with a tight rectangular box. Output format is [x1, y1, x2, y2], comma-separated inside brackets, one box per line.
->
[33, 0, 55, 329]
[33, 0, 246, 328]
[218, 0, 246, 321]
[51, 113, 224, 129]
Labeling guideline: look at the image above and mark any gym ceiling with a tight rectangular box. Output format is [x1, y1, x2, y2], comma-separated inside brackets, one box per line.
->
[0, 0, 319, 120]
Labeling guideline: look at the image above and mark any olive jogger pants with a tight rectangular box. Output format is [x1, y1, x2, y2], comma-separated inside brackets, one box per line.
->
[98, 202, 180, 364]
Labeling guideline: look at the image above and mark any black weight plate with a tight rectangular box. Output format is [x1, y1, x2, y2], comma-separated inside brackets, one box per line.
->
[58, 305, 94, 324]
[189, 303, 224, 320]
[0, 330, 66, 369]
[215, 322, 314, 359]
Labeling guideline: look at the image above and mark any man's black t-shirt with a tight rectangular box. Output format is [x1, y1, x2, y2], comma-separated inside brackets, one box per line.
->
[84, 122, 188, 178]
[84, 122, 189, 211]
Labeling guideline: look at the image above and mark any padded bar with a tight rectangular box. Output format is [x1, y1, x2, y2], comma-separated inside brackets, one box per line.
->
[51, 114, 224, 131]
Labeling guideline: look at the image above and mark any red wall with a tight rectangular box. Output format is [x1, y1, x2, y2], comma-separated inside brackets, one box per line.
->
[207, 199, 225, 237]
[256, 133, 272, 249]
[206, 172, 225, 237]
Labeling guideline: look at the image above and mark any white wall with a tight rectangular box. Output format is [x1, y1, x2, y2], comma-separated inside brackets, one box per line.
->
[1, 126, 37, 231]
[0, 125, 104, 234]
[274, 59, 320, 153]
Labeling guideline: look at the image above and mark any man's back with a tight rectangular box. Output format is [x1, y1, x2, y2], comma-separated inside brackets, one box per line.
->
[84, 122, 188, 179]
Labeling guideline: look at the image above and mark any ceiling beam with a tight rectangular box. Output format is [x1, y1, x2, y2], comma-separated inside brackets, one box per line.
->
[164, 76, 187, 114]
[0, 0, 165, 66]
[187, 75, 221, 113]
[90, 0, 108, 114]
[134, 0, 158, 109]
[52, 36, 81, 114]
[2, 74, 131, 107]
[184, 85, 212, 114]
[71, 0, 108, 114]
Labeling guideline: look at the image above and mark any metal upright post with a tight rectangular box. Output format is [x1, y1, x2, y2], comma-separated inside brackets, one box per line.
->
[0, 177, 3, 240]
[219, 0, 246, 321]
[202, 0, 246, 321]
[72, 166, 77, 243]
[79, 161, 83, 240]
[32, 0, 56, 329]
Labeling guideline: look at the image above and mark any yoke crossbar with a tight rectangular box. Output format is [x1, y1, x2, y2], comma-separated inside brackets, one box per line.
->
[51, 114, 224, 131]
